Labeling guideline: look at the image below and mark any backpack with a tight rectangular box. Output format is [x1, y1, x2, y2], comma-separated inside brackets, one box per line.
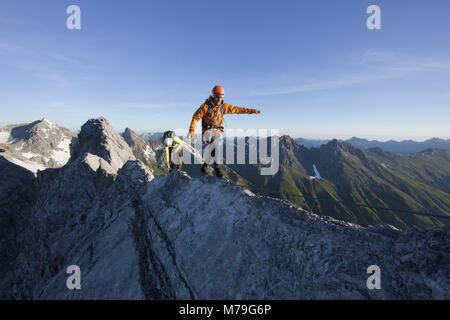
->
[202, 98, 224, 130]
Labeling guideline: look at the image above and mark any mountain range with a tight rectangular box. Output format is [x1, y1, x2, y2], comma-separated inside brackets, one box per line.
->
[220, 136, 450, 229]
[1, 117, 448, 299]
[296, 137, 450, 154]
[140, 132, 164, 141]
[2, 119, 449, 230]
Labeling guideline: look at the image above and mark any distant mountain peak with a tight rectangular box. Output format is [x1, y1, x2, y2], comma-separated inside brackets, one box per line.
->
[0, 119, 76, 173]
[122, 127, 157, 167]
[280, 134, 295, 143]
[123, 127, 132, 134]
[280, 135, 308, 155]
[347, 137, 369, 143]
[123, 127, 140, 141]
[367, 146, 391, 155]
[140, 132, 164, 141]
[323, 139, 357, 152]
[426, 137, 448, 143]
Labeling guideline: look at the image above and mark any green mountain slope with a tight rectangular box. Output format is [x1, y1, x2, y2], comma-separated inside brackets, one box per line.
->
[225, 136, 450, 229]
[135, 134, 450, 229]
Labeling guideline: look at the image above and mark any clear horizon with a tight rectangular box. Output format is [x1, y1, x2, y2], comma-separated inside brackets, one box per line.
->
[1, 1, 449, 141]
[1, 116, 448, 143]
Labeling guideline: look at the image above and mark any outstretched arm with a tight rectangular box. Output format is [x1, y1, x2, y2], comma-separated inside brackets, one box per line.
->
[223, 103, 261, 115]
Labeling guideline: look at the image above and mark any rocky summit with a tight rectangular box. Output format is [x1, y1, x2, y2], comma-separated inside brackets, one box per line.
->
[0, 117, 448, 300]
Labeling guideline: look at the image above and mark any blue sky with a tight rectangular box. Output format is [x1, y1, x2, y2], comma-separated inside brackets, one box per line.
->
[0, 0, 449, 141]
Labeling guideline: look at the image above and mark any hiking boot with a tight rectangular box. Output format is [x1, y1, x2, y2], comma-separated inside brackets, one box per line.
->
[213, 163, 224, 178]
[201, 163, 210, 175]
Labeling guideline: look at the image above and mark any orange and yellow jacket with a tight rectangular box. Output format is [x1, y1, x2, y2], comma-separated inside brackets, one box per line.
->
[189, 95, 259, 135]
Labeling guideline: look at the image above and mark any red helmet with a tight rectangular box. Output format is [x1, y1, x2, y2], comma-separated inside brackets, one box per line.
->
[212, 85, 225, 96]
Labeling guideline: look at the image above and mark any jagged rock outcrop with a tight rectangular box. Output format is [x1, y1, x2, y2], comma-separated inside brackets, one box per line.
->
[70, 117, 135, 175]
[0, 157, 37, 299]
[23, 160, 154, 299]
[1, 118, 448, 300]
[1, 117, 138, 298]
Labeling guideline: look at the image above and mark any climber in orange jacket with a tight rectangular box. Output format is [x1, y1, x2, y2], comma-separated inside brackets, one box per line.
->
[188, 85, 261, 177]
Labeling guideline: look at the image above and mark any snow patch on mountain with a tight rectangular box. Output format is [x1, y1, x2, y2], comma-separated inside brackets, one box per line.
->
[8, 157, 46, 173]
[42, 118, 55, 130]
[15, 143, 25, 151]
[310, 164, 322, 180]
[0, 131, 11, 144]
[21, 151, 40, 160]
[51, 138, 72, 165]
[143, 145, 153, 157]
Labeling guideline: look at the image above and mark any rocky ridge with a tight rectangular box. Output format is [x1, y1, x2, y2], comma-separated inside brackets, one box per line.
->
[0, 118, 448, 300]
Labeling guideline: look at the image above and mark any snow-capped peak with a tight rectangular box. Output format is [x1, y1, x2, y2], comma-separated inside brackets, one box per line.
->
[0, 119, 77, 174]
